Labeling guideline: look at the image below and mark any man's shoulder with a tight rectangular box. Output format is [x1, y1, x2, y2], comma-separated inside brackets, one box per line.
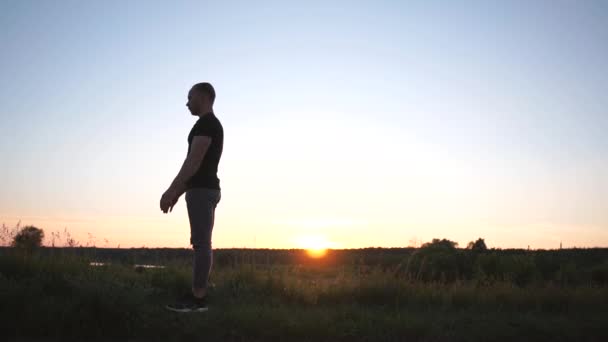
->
[206, 114, 223, 131]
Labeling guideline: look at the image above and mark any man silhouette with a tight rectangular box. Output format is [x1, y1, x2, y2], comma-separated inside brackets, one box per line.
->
[161, 82, 223, 312]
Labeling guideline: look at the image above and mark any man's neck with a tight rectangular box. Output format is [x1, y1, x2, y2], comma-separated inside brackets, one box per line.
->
[197, 109, 213, 118]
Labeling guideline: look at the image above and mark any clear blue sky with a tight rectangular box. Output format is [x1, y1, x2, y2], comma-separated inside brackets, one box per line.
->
[1, 0, 607, 249]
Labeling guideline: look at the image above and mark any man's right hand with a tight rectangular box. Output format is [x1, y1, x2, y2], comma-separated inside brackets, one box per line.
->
[160, 188, 179, 213]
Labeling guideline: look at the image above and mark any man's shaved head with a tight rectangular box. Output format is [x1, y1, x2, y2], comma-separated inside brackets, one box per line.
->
[191, 82, 215, 104]
[187, 82, 216, 116]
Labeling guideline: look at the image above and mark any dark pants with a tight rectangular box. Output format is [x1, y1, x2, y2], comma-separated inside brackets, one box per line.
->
[185, 187, 221, 289]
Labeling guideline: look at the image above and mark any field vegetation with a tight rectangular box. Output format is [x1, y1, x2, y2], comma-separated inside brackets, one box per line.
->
[1, 223, 607, 341]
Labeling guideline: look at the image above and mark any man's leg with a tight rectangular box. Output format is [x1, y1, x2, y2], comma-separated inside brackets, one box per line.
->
[185, 188, 221, 298]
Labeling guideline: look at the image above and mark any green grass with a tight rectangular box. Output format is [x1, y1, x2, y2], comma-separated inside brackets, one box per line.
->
[1, 248, 607, 341]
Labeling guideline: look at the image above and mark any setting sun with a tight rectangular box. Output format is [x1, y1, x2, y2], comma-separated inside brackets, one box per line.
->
[306, 247, 327, 258]
[295, 235, 334, 258]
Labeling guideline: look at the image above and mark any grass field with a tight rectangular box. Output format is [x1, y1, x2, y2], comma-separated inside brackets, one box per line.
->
[1, 246, 608, 341]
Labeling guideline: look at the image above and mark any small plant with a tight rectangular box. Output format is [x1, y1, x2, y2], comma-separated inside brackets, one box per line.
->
[1, 221, 22, 246]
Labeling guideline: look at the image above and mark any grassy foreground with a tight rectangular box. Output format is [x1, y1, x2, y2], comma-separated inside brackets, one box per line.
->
[1, 248, 607, 341]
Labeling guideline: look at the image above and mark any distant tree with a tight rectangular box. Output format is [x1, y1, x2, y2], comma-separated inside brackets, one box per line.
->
[467, 238, 487, 252]
[12, 225, 44, 250]
[421, 238, 458, 250]
[404, 238, 461, 282]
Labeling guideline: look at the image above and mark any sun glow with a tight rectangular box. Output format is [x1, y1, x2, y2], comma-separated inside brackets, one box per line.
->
[307, 247, 327, 258]
[296, 235, 334, 258]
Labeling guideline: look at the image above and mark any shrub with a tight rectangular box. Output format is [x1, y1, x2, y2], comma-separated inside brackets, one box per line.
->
[467, 238, 488, 252]
[12, 225, 44, 251]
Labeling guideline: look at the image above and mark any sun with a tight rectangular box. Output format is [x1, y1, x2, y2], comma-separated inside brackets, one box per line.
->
[296, 235, 333, 258]
[307, 246, 328, 258]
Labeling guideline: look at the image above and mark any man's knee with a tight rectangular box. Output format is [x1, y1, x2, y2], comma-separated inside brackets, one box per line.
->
[192, 239, 212, 251]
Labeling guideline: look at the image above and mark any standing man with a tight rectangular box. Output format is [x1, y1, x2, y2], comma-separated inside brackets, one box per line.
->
[161, 82, 224, 313]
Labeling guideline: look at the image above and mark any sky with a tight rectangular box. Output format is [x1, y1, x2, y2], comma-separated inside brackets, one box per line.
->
[1, 0, 607, 249]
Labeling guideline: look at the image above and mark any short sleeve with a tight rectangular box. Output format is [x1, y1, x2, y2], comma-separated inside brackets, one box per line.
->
[191, 119, 215, 138]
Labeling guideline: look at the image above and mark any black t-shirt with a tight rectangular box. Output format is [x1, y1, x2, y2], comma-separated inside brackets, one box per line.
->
[186, 112, 223, 190]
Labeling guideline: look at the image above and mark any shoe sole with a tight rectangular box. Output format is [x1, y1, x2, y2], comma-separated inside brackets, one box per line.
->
[165, 305, 209, 313]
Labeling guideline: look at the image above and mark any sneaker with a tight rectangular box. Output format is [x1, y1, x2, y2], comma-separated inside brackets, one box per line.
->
[165, 293, 208, 313]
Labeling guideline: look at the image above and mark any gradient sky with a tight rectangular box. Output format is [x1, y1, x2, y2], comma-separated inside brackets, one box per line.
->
[1, 0, 607, 249]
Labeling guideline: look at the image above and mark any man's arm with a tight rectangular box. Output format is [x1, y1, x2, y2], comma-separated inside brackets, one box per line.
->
[168, 135, 212, 196]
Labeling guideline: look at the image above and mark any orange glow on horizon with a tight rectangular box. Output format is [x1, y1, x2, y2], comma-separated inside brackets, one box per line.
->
[295, 235, 336, 258]
[306, 247, 328, 258]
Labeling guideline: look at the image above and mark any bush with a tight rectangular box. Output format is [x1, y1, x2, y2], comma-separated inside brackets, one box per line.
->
[467, 238, 487, 252]
[12, 225, 44, 251]
[407, 238, 462, 282]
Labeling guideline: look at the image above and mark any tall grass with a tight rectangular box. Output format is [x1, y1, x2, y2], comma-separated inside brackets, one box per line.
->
[1, 245, 608, 341]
